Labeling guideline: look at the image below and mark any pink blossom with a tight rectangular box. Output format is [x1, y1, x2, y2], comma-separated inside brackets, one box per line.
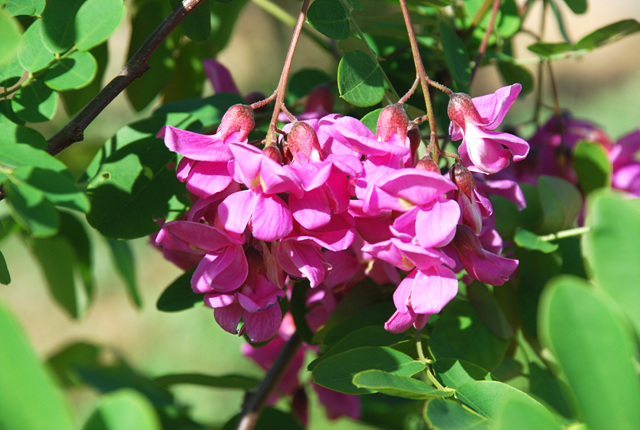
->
[448, 84, 529, 174]
[610, 129, 640, 196]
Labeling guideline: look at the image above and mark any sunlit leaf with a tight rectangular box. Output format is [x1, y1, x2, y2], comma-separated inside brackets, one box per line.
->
[18, 19, 55, 73]
[5, 0, 46, 16]
[11, 80, 58, 122]
[353, 370, 452, 399]
[0, 300, 74, 430]
[338, 50, 385, 107]
[44, 50, 97, 91]
[539, 276, 640, 430]
[573, 140, 611, 194]
[439, 21, 470, 91]
[0, 9, 22, 64]
[75, 0, 125, 51]
[433, 359, 493, 390]
[4, 181, 59, 237]
[426, 398, 488, 430]
[83, 389, 161, 430]
[576, 19, 640, 51]
[40, 0, 86, 53]
[514, 228, 559, 253]
[307, 0, 351, 40]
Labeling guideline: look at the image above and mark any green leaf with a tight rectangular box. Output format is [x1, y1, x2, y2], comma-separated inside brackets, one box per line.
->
[312, 346, 424, 394]
[4, 181, 59, 237]
[573, 140, 611, 194]
[514, 228, 559, 253]
[11, 79, 58, 122]
[6, 0, 46, 15]
[492, 395, 563, 430]
[307, 0, 350, 40]
[561, 0, 586, 14]
[285, 68, 333, 106]
[317, 299, 395, 347]
[309, 325, 408, 370]
[31, 234, 89, 319]
[527, 42, 576, 58]
[439, 21, 470, 91]
[0, 250, 10, 284]
[17, 19, 54, 73]
[433, 359, 493, 390]
[40, 0, 87, 53]
[0, 9, 22, 64]
[47, 342, 101, 388]
[44, 50, 97, 91]
[360, 107, 383, 133]
[456, 380, 550, 419]
[529, 362, 574, 419]
[353, 370, 452, 399]
[11, 166, 89, 212]
[0, 300, 74, 430]
[583, 191, 640, 336]
[106, 239, 141, 308]
[85, 115, 188, 239]
[170, 0, 211, 41]
[0, 123, 47, 149]
[156, 270, 201, 312]
[537, 175, 582, 234]
[289, 280, 314, 344]
[497, 61, 533, 96]
[75, 0, 125, 51]
[60, 43, 108, 115]
[576, 19, 640, 50]
[337, 50, 385, 107]
[153, 373, 260, 390]
[429, 300, 509, 371]
[467, 283, 514, 340]
[539, 276, 640, 430]
[83, 389, 162, 430]
[154, 92, 245, 130]
[426, 398, 488, 430]
[0, 53, 24, 87]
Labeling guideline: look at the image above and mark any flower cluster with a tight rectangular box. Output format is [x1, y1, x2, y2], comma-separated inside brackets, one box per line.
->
[153, 77, 528, 343]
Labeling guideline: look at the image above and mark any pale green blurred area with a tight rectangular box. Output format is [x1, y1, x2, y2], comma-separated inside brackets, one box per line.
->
[1, 0, 640, 428]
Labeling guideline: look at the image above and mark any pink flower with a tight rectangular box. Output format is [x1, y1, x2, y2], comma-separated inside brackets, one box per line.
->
[448, 84, 529, 174]
[451, 224, 518, 286]
[610, 129, 640, 196]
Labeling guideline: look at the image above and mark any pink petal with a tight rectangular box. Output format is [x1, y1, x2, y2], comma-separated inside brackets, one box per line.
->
[213, 302, 244, 335]
[251, 194, 293, 241]
[393, 271, 415, 312]
[161, 220, 243, 253]
[243, 305, 282, 343]
[379, 169, 457, 208]
[275, 241, 328, 288]
[184, 161, 233, 199]
[409, 266, 458, 314]
[192, 245, 248, 293]
[472, 84, 521, 129]
[203, 292, 236, 308]
[415, 199, 460, 248]
[331, 117, 409, 156]
[217, 190, 256, 235]
[289, 188, 332, 230]
[384, 310, 414, 333]
[158, 126, 230, 161]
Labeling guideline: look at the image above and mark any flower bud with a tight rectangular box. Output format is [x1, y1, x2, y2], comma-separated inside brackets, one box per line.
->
[287, 121, 323, 163]
[447, 93, 483, 132]
[376, 104, 409, 143]
[217, 104, 255, 142]
[305, 84, 334, 114]
[407, 125, 422, 162]
[415, 156, 440, 173]
[450, 162, 476, 201]
[263, 145, 283, 164]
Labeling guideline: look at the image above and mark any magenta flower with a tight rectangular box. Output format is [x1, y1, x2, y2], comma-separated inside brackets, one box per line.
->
[610, 129, 640, 196]
[448, 84, 529, 175]
[451, 224, 518, 286]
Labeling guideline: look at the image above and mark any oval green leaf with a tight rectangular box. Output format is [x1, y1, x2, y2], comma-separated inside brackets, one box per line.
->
[537, 175, 582, 234]
[456, 380, 550, 419]
[312, 346, 424, 394]
[492, 396, 563, 430]
[0, 250, 10, 285]
[307, 0, 350, 40]
[83, 389, 161, 430]
[433, 359, 493, 390]
[426, 398, 488, 430]
[44, 50, 97, 91]
[353, 369, 452, 399]
[18, 19, 54, 73]
[156, 270, 201, 312]
[576, 19, 640, 50]
[11, 165, 89, 212]
[573, 140, 611, 194]
[40, 0, 86, 53]
[439, 21, 470, 91]
[539, 276, 640, 430]
[338, 50, 385, 107]
[5, 0, 46, 16]
[75, 0, 126, 51]
[11, 80, 58, 123]
[583, 191, 640, 336]
[514, 228, 559, 253]
[562, 0, 586, 14]
[4, 181, 59, 237]
[0, 10, 22, 64]
[0, 300, 74, 430]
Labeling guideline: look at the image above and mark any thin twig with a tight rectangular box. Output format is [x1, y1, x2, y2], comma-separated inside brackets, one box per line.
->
[237, 332, 303, 430]
[45, 0, 208, 156]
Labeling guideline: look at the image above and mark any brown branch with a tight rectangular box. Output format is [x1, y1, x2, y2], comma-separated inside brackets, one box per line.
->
[236, 332, 303, 430]
[45, 0, 208, 156]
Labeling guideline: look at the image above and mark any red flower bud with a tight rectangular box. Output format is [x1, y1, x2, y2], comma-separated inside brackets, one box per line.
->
[447, 93, 483, 132]
[450, 162, 476, 201]
[217, 104, 255, 142]
[287, 121, 323, 163]
[305, 84, 334, 114]
[263, 145, 283, 164]
[415, 156, 440, 173]
[376, 104, 409, 143]
[407, 125, 422, 162]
